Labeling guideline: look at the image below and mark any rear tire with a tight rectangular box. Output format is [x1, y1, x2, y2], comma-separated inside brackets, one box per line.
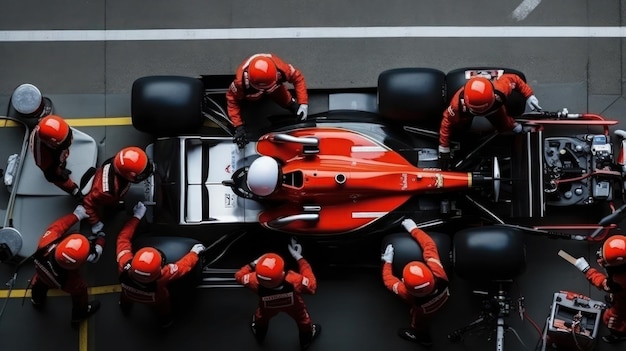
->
[453, 226, 526, 282]
[377, 68, 446, 127]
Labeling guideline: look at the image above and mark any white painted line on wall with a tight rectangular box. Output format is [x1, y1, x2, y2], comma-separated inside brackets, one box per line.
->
[512, 0, 542, 21]
[0, 26, 625, 42]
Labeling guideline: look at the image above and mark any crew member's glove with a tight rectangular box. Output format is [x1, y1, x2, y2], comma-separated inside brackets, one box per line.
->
[73, 204, 89, 221]
[513, 123, 534, 134]
[401, 218, 418, 233]
[190, 243, 205, 255]
[133, 201, 146, 219]
[526, 95, 542, 111]
[91, 221, 104, 234]
[288, 237, 303, 261]
[438, 145, 451, 170]
[381, 244, 394, 263]
[296, 104, 308, 121]
[233, 125, 248, 149]
[249, 257, 261, 269]
[575, 257, 591, 273]
[87, 244, 103, 263]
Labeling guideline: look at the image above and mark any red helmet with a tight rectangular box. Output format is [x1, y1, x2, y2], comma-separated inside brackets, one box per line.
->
[402, 261, 435, 297]
[256, 253, 285, 288]
[38, 115, 70, 147]
[602, 235, 626, 266]
[130, 247, 163, 283]
[113, 146, 152, 183]
[464, 77, 495, 114]
[247, 56, 278, 90]
[54, 234, 90, 270]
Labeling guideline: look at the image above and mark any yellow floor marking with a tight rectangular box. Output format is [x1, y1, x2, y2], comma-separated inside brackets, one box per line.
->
[0, 284, 121, 351]
[67, 117, 133, 127]
[1, 116, 218, 128]
[80, 319, 89, 351]
[0, 284, 121, 298]
[0, 117, 132, 128]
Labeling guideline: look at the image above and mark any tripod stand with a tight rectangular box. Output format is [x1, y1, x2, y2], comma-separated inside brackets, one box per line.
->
[448, 282, 519, 351]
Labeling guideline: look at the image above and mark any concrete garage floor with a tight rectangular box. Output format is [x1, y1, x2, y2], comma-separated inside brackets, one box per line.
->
[1, 1, 626, 350]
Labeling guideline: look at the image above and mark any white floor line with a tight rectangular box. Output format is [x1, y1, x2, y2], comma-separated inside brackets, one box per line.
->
[0, 26, 625, 42]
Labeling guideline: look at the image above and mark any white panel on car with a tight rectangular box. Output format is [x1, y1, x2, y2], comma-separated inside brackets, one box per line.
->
[186, 184, 204, 223]
[207, 143, 238, 183]
[17, 127, 98, 196]
[207, 185, 243, 222]
[186, 141, 204, 185]
[328, 93, 377, 113]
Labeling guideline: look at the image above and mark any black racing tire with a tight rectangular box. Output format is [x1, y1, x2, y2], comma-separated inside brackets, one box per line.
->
[381, 231, 452, 278]
[133, 236, 203, 293]
[453, 226, 526, 282]
[377, 68, 446, 126]
[131, 76, 204, 136]
[446, 67, 527, 117]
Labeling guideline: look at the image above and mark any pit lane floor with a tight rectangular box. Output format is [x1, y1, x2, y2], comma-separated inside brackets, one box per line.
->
[1, 1, 626, 350]
[1, 229, 622, 351]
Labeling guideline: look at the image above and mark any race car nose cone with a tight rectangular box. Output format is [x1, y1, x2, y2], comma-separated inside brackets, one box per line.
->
[11, 83, 43, 114]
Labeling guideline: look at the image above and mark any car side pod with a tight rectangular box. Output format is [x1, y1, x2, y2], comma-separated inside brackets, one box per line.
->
[0, 227, 23, 263]
[268, 213, 320, 228]
[267, 133, 319, 155]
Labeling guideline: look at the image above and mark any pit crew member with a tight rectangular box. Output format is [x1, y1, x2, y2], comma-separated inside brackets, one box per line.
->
[234, 238, 321, 350]
[438, 74, 541, 169]
[227, 53, 309, 148]
[574, 235, 626, 344]
[30, 205, 103, 326]
[116, 202, 204, 328]
[29, 114, 80, 196]
[381, 218, 450, 347]
[83, 146, 153, 235]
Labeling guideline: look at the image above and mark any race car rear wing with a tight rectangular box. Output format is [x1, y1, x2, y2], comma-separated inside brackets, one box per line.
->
[511, 130, 544, 218]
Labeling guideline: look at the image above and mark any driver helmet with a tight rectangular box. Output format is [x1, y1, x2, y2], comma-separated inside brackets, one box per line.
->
[247, 56, 278, 91]
[113, 146, 153, 183]
[601, 235, 626, 266]
[247, 156, 280, 197]
[463, 77, 495, 114]
[37, 115, 71, 148]
[54, 234, 90, 270]
[256, 253, 285, 288]
[129, 247, 163, 283]
[402, 261, 435, 297]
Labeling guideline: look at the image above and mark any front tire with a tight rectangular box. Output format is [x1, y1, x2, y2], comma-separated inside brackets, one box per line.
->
[131, 76, 204, 136]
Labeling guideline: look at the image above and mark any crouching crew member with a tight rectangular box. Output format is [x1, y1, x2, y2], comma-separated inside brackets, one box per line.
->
[235, 238, 321, 350]
[227, 53, 309, 148]
[381, 218, 450, 348]
[116, 202, 205, 328]
[438, 74, 541, 170]
[29, 114, 80, 196]
[574, 235, 626, 344]
[83, 146, 153, 235]
[30, 204, 103, 326]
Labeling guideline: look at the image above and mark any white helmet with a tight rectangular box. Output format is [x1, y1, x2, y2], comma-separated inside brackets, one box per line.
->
[247, 156, 280, 196]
